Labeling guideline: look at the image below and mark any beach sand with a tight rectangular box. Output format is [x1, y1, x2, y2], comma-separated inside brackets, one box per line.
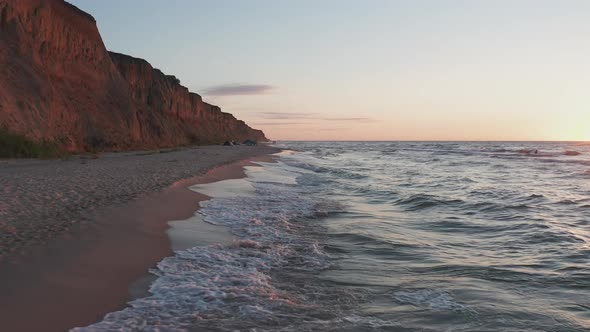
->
[0, 145, 279, 332]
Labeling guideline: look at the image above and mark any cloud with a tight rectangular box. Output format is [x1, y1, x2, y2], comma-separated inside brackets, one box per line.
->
[257, 112, 318, 119]
[257, 112, 375, 122]
[251, 114, 357, 131]
[322, 117, 375, 122]
[204, 84, 274, 96]
[250, 122, 307, 126]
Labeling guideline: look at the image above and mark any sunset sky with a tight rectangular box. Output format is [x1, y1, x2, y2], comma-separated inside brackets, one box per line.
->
[71, 0, 590, 141]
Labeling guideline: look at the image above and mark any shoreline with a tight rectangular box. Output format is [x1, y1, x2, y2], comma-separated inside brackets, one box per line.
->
[0, 146, 279, 332]
[0, 145, 279, 260]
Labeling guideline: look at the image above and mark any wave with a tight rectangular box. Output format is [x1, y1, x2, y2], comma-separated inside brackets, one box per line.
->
[393, 194, 464, 211]
[552, 158, 590, 166]
[386, 145, 584, 159]
[283, 160, 368, 180]
[74, 162, 349, 331]
[522, 229, 586, 244]
[329, 232, 420, 251]
[393, 289, 469, 312]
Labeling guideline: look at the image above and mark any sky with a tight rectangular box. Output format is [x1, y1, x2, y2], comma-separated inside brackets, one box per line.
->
[70, 0, 590, 141]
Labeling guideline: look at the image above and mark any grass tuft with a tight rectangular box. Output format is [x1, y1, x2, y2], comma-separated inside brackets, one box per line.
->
[0, 128, 68, 159]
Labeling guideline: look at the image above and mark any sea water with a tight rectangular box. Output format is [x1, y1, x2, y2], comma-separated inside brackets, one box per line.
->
[75, 141, 590, 331]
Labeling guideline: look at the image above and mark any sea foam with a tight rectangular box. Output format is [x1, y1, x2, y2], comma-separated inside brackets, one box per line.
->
[72, 160, 334, 331]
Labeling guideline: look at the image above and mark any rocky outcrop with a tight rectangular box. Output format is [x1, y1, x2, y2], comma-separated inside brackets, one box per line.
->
[0, 0, 266, 152]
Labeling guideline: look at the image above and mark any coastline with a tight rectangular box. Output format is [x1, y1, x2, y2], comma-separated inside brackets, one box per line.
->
[0, 145, 279, 332]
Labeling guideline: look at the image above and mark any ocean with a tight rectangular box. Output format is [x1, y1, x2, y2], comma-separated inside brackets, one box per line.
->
[77, 141, 590, 331]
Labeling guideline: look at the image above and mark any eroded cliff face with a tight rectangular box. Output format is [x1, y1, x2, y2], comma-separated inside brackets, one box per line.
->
[0, 0, 266, 152]
[109, 52, 266, 145]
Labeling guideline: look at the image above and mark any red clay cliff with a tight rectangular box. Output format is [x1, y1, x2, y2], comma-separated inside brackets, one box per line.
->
[0, 0, 267, 152]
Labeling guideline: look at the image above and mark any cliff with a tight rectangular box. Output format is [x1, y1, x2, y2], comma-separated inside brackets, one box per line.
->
[109, 52, 266, 146]
[0, 0, 267, 152]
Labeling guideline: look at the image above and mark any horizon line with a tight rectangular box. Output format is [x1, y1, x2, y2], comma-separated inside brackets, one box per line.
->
[270, 139, 590, 143]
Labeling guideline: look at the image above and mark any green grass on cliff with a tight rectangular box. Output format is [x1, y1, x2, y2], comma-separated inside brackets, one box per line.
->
[0, 129, 67, 159]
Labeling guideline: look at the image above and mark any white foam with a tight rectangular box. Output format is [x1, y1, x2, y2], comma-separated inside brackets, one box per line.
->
[72, 158, 331, 331]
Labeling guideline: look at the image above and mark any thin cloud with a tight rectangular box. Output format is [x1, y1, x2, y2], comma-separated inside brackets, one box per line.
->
[250, 122, 307, 126]
[257, 112, 375, 122]
[257, 112, 318, 119]
[322, 117, 375, 122]
[204, 84, 274, 96]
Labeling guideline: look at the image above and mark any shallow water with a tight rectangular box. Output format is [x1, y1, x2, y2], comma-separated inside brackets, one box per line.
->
[75, 141, 590, 331]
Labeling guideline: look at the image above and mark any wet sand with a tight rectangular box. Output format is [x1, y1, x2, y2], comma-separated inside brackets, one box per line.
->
[0, 146, 278, 332]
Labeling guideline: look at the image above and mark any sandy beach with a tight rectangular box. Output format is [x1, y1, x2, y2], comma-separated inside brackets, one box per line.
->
[0, 145, 279, 332]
